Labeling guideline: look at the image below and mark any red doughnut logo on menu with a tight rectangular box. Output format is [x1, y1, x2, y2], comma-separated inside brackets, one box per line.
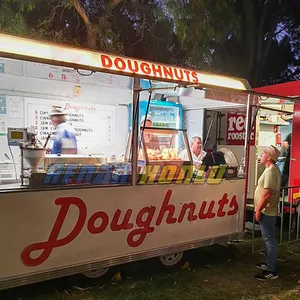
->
[21, 190, 239, 267]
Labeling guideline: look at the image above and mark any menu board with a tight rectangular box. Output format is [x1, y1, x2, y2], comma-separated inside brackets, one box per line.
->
[25, 98, 114, 153]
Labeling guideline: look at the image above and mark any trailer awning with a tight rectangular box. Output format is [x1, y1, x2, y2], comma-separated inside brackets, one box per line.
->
[1, 33, 299, 105]
[0, 32, 251, 92]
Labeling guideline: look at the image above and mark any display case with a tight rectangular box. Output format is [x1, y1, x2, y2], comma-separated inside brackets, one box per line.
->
[125, 128, 191, 162]
[139, 127, 192, 163]
[125, 127, 192, 181]
[137, 127, 193, 183]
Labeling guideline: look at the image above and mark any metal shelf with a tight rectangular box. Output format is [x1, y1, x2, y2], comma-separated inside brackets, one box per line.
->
[259, 121, 289, 126]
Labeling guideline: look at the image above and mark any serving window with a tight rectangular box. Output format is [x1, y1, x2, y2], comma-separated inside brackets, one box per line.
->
[0, 57, 134, 189]
[132, 81, 258, 185]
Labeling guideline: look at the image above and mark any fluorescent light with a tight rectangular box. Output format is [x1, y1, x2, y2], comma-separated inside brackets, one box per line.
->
[0, 33, 250, 91]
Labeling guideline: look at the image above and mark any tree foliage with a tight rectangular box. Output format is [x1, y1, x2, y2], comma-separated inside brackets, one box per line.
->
[165, 0, 240, 68]
[0, 0, 299, 87]
[166, 0, 300, 86]
[0, 0, 35, 35]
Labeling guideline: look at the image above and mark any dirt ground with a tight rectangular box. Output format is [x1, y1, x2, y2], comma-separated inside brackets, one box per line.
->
[1, 238, 300, 300]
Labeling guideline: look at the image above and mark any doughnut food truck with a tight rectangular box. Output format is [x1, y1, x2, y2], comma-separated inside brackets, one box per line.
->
[0, 33, 297, 290]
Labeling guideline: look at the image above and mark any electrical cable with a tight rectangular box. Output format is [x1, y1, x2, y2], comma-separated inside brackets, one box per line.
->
[131, 91, 140, 160]
[8, 145, 18, 182]
[76, 69, 94, 76]
[139, 80, 152, 143]
[140, 85, 153, 147]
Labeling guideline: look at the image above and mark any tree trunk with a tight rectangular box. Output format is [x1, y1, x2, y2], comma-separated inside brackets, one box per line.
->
[71, 0, 97, 49]
[254, 13, 282, 85]
[71, 0, 123, 50]
[112, 0, 122, 5]
[253, 0, 281, 85]
[242, 0, 256, 82]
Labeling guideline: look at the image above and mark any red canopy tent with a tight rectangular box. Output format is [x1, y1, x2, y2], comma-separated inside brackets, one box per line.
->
[254, 81, 300, 98]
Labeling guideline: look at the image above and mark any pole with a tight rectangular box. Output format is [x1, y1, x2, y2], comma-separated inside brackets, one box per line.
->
[280, 188, 285, 244]
[243, 94, 253, 251]
[243, 94, 252, 171]
[203, 114, 215, 149]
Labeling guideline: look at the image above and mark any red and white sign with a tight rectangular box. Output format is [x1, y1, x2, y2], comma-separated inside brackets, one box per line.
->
[0, 181, 244, 280]
[226, 113, 255, 145]
[0, 33, 248, 91]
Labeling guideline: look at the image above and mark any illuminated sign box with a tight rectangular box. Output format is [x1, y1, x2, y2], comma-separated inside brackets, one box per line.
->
[0, 33, 250, 91]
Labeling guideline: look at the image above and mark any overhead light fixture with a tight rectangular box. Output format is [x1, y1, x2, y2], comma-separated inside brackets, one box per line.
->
[0, 33, 251, 91]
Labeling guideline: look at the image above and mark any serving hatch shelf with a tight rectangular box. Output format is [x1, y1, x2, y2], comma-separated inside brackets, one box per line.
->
[260, 121, 289, 126]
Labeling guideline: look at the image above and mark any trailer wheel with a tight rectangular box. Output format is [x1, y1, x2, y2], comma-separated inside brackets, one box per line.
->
[83, 267, 110, 278]
[159, 251, 184, 267]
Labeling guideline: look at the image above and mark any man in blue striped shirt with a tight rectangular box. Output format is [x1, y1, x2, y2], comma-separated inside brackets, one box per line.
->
[49, 106, 78, 155]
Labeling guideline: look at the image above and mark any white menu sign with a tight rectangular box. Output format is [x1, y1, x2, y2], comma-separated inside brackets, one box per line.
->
[25, 98, 114, 153]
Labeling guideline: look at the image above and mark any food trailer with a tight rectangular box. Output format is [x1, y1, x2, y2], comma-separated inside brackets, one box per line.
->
[0, 33, 297, 290]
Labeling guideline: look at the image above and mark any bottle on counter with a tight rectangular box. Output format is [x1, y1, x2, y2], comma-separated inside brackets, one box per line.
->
[238, 165, 244, 178]
[111, 154, 116, 162]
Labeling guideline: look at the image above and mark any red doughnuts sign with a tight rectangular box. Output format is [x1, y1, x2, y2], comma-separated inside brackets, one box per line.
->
[226, 113, 255, 145]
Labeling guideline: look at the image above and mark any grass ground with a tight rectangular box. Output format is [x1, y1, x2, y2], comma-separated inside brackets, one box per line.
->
[1, 238, 300, 300]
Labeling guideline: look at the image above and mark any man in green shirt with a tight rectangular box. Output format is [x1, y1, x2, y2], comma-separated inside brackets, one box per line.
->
[254, 145, 281, 280]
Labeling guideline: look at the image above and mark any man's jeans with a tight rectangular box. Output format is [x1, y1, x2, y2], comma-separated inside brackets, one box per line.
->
[260, 213, 278, 272]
